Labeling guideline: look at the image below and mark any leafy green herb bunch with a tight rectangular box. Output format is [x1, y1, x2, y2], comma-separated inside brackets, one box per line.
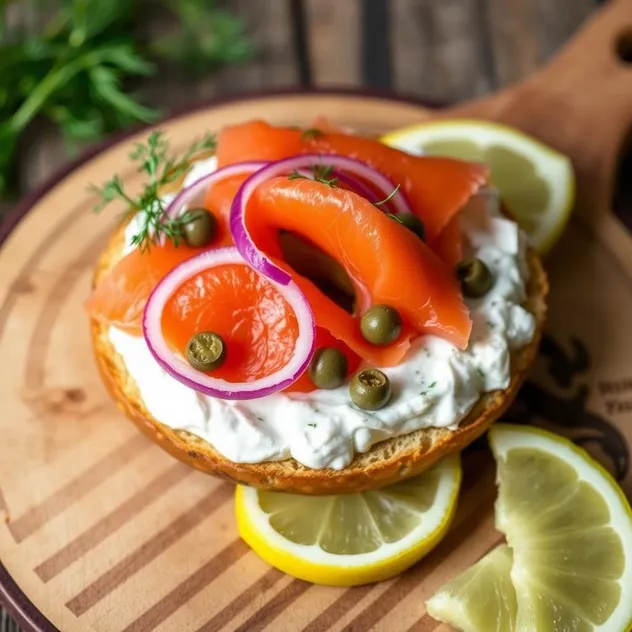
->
[0, 0, 251, 198]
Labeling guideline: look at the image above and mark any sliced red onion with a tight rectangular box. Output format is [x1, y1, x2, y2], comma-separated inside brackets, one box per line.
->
[143, 247, 315, 399]
[332, 171, 377, 201]
[230, 154, 410, 285]
[291, 169, 386, 204]
[159, 161, 268, 246]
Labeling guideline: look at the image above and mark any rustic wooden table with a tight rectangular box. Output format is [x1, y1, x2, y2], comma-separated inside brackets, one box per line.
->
[1, 0, 603, 213]
[0, 0, 607, 630]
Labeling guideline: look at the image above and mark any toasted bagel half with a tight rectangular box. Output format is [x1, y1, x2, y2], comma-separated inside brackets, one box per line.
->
[91, 223, 547, 495]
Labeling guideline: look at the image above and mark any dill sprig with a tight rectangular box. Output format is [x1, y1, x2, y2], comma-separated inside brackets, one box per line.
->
[374, 184, 401, 207]
[90, 129, 216, 251]
[301, 128, 325, 141]
[288, 164, 338, 187]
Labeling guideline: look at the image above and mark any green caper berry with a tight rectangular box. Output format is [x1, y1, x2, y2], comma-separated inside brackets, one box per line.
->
[186, 332, 226, 372]
[182, 208, 218, 248]
[360, 304, 403, 346]
[397, 213, 426, 241]
[308, 347, 348, 389]
[349, 368, 392, 410]
[455, 258, 494, 298]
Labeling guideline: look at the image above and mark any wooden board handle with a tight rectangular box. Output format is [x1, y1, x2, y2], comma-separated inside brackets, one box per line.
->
[446, 0, 632, 218]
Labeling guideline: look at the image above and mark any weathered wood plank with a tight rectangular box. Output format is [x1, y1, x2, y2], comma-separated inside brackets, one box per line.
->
[484, 0, 596, 86]
[6, 0, 300, 199]
[391, 0, 495, 102]
[304, 0, 362, 86]
[144, 0, 299, 106]
[215, 0, 299, 92]
[483, 0, 539, 85]
[536, 0, 595, 60]
[361, 0, 392, 87]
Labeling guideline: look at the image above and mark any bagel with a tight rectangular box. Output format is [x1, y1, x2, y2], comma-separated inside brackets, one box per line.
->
[91, 219, 547, 495]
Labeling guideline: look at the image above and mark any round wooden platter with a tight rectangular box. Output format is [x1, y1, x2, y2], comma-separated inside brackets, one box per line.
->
[2, 85, 632, 631]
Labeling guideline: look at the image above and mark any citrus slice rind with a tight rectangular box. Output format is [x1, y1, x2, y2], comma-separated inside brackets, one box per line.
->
[489, 424, 632, 632]
[235, 455, 461, 587]
[380, 119, 575, 254]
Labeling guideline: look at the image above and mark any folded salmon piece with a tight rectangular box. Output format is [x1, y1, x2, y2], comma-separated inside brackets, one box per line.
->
[248, 177, 472, 359]
[88, 120, 479, 394]
[216, 119, 489, 240]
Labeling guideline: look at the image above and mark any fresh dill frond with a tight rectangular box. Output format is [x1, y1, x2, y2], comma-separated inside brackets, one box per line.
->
[374, 184, 401, 207]
[288, 164, 338, 187]
[90, 129, 216, 251]
[301, 128, 325, 141]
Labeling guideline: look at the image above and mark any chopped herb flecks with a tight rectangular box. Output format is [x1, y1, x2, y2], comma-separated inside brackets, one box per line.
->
[421, 381, 437, 397]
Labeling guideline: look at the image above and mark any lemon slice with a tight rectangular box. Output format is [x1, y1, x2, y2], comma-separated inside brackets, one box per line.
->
[491, 424, 632, 632]
[235, 455, 461, 586]
[380, 120, 575, 254]
[426, 544, 517, 632]
[426, 426, 632, 631]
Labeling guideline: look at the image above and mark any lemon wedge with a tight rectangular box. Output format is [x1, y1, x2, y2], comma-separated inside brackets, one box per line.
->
[426, 544, 517, 632]
[491, 425, 632, 631]
[380, 120, 575, 254]
[235, 455, 461, 586]
[426, 425, 632, 632]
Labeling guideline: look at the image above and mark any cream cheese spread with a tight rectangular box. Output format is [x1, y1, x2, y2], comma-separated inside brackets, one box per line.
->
[109, 156, 535, 470]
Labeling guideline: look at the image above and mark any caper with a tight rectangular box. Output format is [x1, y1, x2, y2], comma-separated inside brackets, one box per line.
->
[186, 332, 226, 371]
[396, 213, 426, 241]
[455, 258, 494, 298]
[360, 304, 403, 346]
[182, 208, 218, 248]
[308, 347, 348, 389]
[349, 368, 392, 410]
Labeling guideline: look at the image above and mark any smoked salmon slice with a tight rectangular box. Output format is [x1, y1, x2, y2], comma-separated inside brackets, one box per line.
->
[87, 242, 200, 336]
[247, 177, 472, 352]
[161, 261, 300, 384]
[203, 172, 249, 247]
[216, 120, 489, 240]
[90, 120, 481, 394]
[87, 172, 250, 335]
[429, 215, 463, 268]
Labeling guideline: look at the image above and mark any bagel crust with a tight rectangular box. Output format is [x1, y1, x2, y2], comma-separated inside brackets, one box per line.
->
[91, 223, 547, 495]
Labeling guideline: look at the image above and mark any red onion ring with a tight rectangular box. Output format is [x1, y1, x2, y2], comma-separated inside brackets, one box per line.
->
[335, 172, 375, 200]
[143, 247, 315, 399]
[293, 169, 377, 201]
[159, 161, 268, 246]
[230, 154, 409, 285]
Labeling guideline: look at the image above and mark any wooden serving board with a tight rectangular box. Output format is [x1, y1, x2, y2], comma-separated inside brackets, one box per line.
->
[2, 3, 632, 629]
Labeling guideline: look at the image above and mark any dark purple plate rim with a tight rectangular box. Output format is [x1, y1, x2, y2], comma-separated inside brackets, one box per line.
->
[0, 86, 437, 632]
